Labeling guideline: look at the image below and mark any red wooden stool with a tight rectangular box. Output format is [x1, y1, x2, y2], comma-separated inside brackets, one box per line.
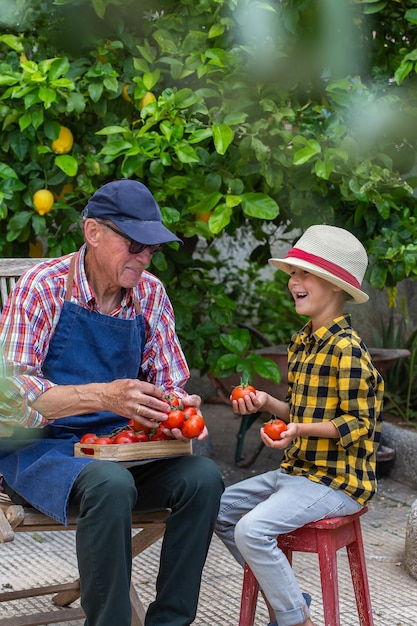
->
[239, 506, 374, 626]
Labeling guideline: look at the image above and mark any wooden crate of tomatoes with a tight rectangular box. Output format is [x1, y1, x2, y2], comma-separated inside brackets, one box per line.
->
[74, 394, 205, 461]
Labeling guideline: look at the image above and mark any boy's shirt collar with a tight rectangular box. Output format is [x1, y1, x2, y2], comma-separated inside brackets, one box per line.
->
[298, 314, 352, 348]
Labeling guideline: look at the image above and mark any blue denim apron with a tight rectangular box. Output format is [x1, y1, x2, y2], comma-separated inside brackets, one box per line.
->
[0, 253, 145, 524]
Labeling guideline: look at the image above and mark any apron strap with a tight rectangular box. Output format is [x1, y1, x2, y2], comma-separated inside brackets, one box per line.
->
[65, 254, 76, 302]
[65, 251, 141, 315]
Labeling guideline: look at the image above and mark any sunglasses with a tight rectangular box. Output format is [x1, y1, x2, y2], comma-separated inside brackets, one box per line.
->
[102, 222, 164, 255]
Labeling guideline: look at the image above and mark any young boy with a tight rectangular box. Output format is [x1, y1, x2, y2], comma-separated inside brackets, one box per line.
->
[215, 225, 384, 626]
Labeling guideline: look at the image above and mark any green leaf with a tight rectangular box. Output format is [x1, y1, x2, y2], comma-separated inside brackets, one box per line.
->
[213, 123, 234, 155]
[215, 353, 241, 374]
[395, 61, 413, 86]
[220, 329, 251, 355]
[55, 155, 78, 176]
[225, 195, 241, 209]
[187, 128, 213, 144]
[209, 203, 232, 234]
[241, 193, 279, 219]
[7, 211, 32, 241]
[96, 126, 128, 135]
[315, 159, 333, 180]
[44, 120, 61, 140]
[405, 9, 417, 24]
[88, 82, 103, 102]
[19, 112, 32, 132]
[173, 88, 198, 109]
[208, 24, 225, 39]
[91, 0, 106, 19]
[38, 86, 56, 107]
[190, 193, 222, 214]
[173, 143, 199, 163]
[293, 140, 321, 165]
[362, 1, 387, 14]
[136, 44, 155, 65]
[247, 354, 282, 383]
[48, 57, 70, 81]
[143, 70, 160, 90]
[103, 77, 118, 92]
[0, 163, 19, 180]
[0, 34, 24, 52]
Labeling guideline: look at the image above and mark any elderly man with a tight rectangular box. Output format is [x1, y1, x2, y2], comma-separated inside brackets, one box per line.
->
[0, 179, 224, 626]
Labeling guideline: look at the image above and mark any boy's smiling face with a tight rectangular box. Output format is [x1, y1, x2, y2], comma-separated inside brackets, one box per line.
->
[288, 266, 346, 331]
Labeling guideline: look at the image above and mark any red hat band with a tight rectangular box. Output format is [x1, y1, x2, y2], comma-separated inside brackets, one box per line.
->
[286, 247, 361, 290]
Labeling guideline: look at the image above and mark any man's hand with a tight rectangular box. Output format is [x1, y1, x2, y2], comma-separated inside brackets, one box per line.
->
[160, 393, 209, 442]
[105, 379, 171, 430]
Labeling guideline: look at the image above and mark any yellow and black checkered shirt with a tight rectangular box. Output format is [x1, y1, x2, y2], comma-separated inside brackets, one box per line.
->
[281, 315, 384, 505]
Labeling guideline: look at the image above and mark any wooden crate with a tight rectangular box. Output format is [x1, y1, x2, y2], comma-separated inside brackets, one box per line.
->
[74, 439, 192, 461]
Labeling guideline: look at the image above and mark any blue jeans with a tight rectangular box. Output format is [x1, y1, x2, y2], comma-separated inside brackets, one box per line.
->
[215, 468, 362, 626]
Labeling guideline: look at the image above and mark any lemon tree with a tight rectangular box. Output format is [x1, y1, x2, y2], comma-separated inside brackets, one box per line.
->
[1, 0, 417, 379]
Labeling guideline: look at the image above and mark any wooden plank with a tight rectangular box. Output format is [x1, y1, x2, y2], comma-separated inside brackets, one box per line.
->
[0, 507, 14, 543]
[74, 439, 192, 461]
[0, 606, 85, 626]
[0, 258, 49, 277]
[0, 582, 80, 603]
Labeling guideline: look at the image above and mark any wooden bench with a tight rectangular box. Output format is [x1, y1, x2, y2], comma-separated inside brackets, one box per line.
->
[0, 257, 170, 626]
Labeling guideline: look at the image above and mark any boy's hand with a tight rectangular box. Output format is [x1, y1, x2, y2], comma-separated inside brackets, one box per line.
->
[260, 421, 298, 449]
[230, 389, 269, 415]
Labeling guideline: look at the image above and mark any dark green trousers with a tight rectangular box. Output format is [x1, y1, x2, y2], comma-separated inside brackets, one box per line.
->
[71, 455, 224, 626]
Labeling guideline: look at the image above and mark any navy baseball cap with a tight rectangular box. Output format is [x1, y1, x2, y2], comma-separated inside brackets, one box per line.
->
[82, 179, 182, 245]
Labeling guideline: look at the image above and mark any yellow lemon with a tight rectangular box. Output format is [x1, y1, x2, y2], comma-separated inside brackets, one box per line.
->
[52, 126, 74, 154]
[53, 183, 74, 203]
[122, 83, 132, 103]
[198, 211, 212, 224]
[33, 189, 54, 216]
[29, 238, 45, 258]
[139, 91, 157, 110]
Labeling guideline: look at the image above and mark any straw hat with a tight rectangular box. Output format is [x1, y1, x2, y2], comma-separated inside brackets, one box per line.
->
[269, 225, 369, 304]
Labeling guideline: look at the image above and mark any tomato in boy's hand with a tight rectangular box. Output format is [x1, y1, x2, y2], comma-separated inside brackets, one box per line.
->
[230, 384, 256, 402]
[263, 418, 287, 440]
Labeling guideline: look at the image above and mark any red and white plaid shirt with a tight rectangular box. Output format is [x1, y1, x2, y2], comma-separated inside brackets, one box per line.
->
[0, 245, 189, 428]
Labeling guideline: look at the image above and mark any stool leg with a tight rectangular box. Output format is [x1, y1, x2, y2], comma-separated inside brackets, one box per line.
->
[239, 563, 259, 626]
[316, 529, 340, 626]
[346, 520, 374, 626]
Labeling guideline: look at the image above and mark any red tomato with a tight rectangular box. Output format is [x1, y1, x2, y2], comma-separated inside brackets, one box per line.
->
[112, 432, 135, 444]
[80, 433, 97, 444]
[120, 429, 139, 441]
[165, 392, 182, 409]
[94, 436, 113, 445]
[164, 409, 185, 430]
[182, 415, 205, 439]
[129, 419, 153, 434]
[263, 419, 287, 440]
[150, 427, 172, 441]
[79, 432, 97, 455]
[183, 406, 198, 418]
[134, 431, 150, 442]
[230, 385, 256, 402]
